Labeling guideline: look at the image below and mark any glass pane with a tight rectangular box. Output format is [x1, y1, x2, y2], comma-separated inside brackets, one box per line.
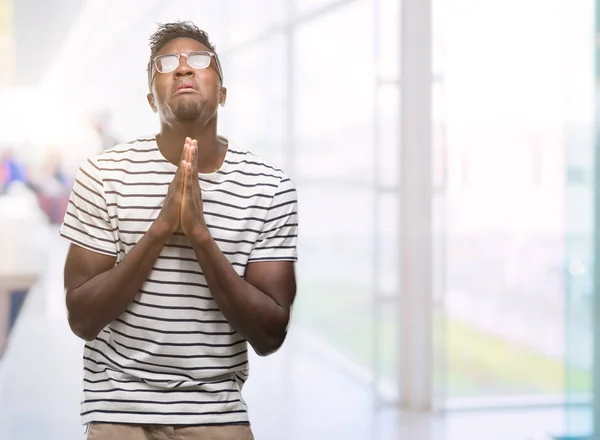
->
[374, 193, 399, 399]
[376, 193, 399, 299]
[432, 0, 447, 79]
[433, 77, 448, 407]
[432, 82, 448, 194]
[376, 84, 400, 188]
[293, 0, 337, 16]
[293, 1, 375, 183]
[564, 0, 596, 434]
[374, 298, 399, 401]
[293, 184, 375, 374]
[376, 0, 400, 80]
[221, 0, 286, 48]
[220, 34, 287, 164]
[437, 0, 592, 405]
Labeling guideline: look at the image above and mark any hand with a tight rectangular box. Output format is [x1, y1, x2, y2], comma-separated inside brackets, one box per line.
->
[153, 142, 187, 237]
[181, 138, 209, 240]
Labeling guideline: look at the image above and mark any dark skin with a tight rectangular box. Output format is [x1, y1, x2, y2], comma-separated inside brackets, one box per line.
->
[64, 37, 297, 356]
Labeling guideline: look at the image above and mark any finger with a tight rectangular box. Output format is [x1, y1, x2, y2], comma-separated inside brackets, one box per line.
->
[187, 139, 193, 162]
[180, 138, 190, 161]
[192, 140, 199, 170]
[190, 146, 201, 198]
[175, 149, 187, 183]
[186, 144, 191, 167]
[187, 138, 194, 163]
[190, 145, 196, 173]
[184, 161, 193, 192]
[177, 159, 187, 189]
[174, 152, 186, 181]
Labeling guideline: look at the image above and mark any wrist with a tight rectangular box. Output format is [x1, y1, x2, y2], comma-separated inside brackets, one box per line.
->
[149, 221, 173, 243]
[189, 226, 212, 247]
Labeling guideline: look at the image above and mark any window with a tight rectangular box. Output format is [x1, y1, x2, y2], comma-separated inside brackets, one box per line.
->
[293, 1, 375, 183]
[436, 0, 594, 403]
[220, 34, 287, 165]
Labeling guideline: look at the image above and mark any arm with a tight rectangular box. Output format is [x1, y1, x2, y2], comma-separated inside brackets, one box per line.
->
[189, 235, 296, 356]
[180, 141, 298, 356]
[62, 150, 188, 341]
[64, 226, 171, 341]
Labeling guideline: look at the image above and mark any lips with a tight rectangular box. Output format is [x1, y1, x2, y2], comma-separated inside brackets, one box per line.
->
[175, 83, 196, 93]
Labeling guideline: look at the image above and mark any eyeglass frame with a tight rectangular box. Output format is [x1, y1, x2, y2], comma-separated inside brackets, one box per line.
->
[148, 50, 224, 90]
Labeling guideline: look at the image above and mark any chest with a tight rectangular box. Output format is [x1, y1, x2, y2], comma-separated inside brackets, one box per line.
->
[105, 180, 271, 269]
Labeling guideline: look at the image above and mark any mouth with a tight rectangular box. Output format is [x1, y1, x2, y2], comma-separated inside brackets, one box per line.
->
[174, 84, 196, 94]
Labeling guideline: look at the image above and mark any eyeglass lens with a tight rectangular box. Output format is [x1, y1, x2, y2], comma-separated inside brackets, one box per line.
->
[156, 52, 212, 73]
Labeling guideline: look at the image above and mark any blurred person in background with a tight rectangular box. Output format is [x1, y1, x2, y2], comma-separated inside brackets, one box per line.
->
[0, 152, 8, 191]
[59, 21, 298, 440]
[33, 147, 71, 224]
[0, 146, 28, 192]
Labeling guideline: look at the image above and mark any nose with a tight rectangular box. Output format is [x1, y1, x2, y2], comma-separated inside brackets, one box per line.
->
[174, 54, 194, 77]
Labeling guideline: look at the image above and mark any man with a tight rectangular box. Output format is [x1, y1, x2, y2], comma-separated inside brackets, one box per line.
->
[60, 21, 298, 440]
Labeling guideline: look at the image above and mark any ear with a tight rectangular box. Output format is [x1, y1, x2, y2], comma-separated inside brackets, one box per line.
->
[147, 93, 157, 113]
[219, 87, 227, 107]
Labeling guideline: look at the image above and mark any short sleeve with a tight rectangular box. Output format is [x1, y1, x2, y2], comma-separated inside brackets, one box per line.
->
[59, 158, 118, 257]
[249, 176, 299, 262]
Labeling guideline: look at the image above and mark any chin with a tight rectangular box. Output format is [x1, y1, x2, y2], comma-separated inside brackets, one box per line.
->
[173, 101, 202, 122]
[175, 102, 218, 123]
[174, 110, 201, 122]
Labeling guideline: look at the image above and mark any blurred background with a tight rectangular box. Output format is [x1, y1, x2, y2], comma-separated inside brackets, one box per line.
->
[0, 0, 598, 439]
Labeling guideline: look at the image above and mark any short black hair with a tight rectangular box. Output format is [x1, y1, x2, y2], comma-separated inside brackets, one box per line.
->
[147, 21, 222, 81]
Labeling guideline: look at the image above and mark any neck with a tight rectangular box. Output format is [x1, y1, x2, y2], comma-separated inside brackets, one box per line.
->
[156, 117, 225, 173]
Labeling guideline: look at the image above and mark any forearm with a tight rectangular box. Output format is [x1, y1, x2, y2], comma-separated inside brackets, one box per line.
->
[67, 224, 170, 340]
[190, 232, 289, 355]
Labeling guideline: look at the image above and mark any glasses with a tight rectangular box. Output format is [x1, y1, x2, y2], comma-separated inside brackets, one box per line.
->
[150, 50, 223, 84]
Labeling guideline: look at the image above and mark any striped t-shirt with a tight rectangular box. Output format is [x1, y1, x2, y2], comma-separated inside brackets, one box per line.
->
[59, 136, 298, 426]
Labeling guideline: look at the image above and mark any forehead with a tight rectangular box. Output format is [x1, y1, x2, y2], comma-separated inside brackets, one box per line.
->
[157, 37, 211, 55]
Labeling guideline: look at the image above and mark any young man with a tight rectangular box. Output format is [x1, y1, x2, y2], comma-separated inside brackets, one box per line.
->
[60, 21, 298, 440]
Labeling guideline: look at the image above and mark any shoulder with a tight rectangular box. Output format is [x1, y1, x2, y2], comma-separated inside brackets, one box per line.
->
[78, 136, 158, 177]
[225, 139, 293, 188]
[97, 136, 157, 159]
